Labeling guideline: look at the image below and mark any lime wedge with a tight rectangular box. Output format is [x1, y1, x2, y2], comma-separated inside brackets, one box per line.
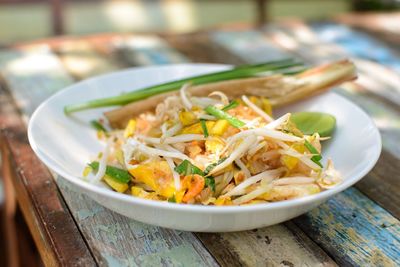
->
[290, 112, 336, 137]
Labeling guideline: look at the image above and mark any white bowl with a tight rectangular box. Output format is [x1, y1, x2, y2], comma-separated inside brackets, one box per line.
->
[28, 64, 381, 232]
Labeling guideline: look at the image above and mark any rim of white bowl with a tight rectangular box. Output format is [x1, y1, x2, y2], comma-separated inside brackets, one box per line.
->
[28, 63, 382, 214]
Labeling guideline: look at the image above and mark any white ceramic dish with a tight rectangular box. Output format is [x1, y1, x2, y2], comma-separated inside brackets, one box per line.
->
[28, 64, 381, 232]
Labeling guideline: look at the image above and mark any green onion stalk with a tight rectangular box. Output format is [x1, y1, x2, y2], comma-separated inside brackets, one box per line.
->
[64, 59, 302, 114]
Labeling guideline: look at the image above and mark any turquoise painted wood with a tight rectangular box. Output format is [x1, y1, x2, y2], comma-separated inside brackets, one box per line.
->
[57, 178, 218, 267]
[294, 188, 400, 266]
[115, 35, 189, 66]
[211, 30, 293, 62]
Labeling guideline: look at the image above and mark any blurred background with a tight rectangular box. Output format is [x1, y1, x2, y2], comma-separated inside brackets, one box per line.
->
[0, 0, 398, 44]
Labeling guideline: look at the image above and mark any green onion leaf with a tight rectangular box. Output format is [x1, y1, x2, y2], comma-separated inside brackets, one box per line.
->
[90, 120, 107, 132]
[304, 140, 323, 167]
[312, 159, 323, 168]
[205, 176, 216, 192]
[204, 157, 227, 176]
[174, 160, 203, 176]
[200, 119, 209, 137]
[222, 100, 239, 111]
[88, 161, 131, 183]
[205, 106, 245, 128]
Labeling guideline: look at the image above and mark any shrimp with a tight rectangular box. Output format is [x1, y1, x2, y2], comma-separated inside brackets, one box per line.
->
[182, 174, 205, 203]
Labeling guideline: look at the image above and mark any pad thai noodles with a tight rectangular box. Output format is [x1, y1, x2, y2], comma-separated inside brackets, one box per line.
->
[82, 59, 356, 205]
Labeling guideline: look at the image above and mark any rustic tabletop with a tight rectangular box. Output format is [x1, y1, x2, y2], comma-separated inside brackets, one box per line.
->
[1, 18, 400, 267]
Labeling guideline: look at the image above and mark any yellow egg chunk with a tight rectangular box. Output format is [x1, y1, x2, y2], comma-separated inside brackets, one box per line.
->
[292, 143, 306, 153]
[129, 161, 175, 198]
[205, 137, 224, 154]
[131, 186, 147, 197]
[181, 121, 215, 135]
[261, 97, 272, 115]
[174, 191, 185, 203]
[209, 120, 229, 136]
[215, 196, 232, 206]
[104, 175, 129, 193]
[179, 111, 197, 126]
[124, 119, 137, 138]
[159, 186, 176, 199]
[281, 155, 299, 170]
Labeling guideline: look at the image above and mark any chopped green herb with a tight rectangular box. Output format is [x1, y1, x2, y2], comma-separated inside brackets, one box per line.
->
[304, 140, 323, 167]
[312, 159, 323, 168]
[222, 100, 239, 111]
[90, 120, 107, 132]
[204, 157, 227, 176]
[175, 159, 223, 191]
[174, 160, 203, 176]
[88, 161, 131, 183]
[205, 106, 245, 128]
[205, 176, 216, 192]
[200, 119, 209, 137]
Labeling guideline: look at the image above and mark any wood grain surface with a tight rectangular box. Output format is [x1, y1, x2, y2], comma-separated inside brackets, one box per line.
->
[58, 178, 218, 267]
[294, 188, 400, 266]
[0, 82, 96, 266]
[0, 20, 400, 266]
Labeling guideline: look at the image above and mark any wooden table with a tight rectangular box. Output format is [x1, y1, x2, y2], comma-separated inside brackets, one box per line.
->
[1, 20, 400, 267]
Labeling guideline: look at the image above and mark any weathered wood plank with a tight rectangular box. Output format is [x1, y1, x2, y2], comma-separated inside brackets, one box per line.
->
[57, 178, 218, 267]
[355, 150, 400, 220]
[53, 39, 123, 80]
[210, 29, 296, 62]
[196, 223, 337, 267]
[266, 22, 400, 111]
[164, 33, 245, 65]
[293, 188, 400, 267]
[0, 81, 96, 266]
[310, 22, 400, 71]
[112, 35, 189, 66]
[0, 46, 74, 116]
[334, 12, 400, 47]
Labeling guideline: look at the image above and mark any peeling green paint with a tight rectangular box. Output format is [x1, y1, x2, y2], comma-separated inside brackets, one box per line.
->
[136, 245, 207, 267]
[76, 205, 104, 220]
[104, 254, 125, 267]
